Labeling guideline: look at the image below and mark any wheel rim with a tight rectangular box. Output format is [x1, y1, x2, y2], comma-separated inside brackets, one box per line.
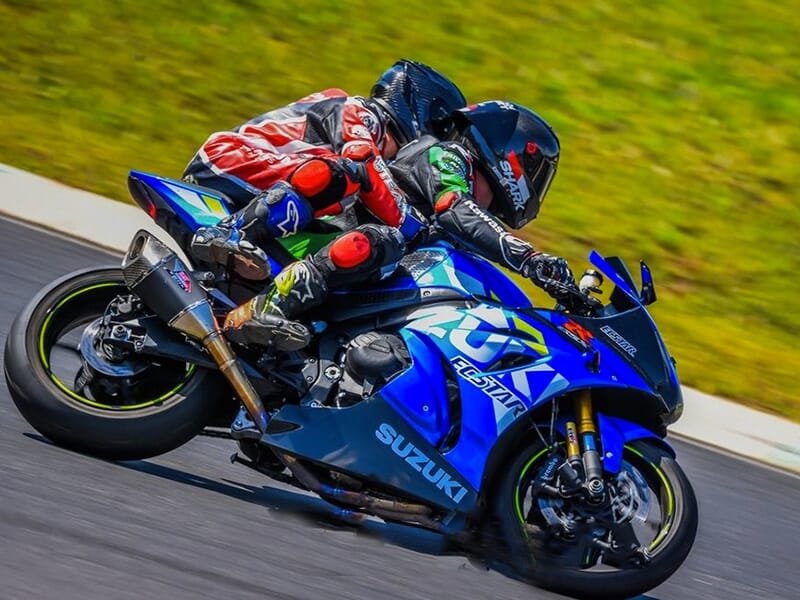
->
[36, 280, 196, 413]
[626, 445, 675, 551]
[515, 444, 677, 571]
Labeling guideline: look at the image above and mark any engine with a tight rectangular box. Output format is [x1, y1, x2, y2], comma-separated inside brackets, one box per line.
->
[299, 331, 411, 408]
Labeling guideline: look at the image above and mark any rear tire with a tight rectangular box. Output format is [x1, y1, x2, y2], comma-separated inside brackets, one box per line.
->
[3, 267, 230, 460]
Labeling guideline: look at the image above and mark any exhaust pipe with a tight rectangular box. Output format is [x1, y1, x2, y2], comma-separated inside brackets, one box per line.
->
[121, 230, 268, 432]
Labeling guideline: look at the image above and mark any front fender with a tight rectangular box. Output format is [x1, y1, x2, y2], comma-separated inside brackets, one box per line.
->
[596, 412, 674, 473]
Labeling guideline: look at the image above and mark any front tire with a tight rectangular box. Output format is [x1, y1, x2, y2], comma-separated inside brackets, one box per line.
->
[3, 267, 230, 460]
[491, 439, 698, 599]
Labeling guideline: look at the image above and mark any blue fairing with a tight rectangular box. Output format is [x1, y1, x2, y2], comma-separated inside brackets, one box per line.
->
[336, 243, 533, 306]
[589, 250, 640, 302]
[595, 413, 674, 473]
[131, 169, 677, 497]
[376, 245, 678, 489]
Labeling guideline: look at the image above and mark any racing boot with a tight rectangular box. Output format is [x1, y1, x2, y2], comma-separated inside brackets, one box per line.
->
[190, 225, 270, 280]
[190, 182, 314, 280]
[222, 224, 405, 351]
[222, 259, 327, 351]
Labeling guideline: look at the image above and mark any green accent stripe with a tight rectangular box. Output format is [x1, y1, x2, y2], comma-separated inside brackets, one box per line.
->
[37, 280, 196, 411]
[514, 447, 551, 523]
[625, 444, 676, 550]
[46, 364, 196, 410]
[428, 146, 470, 197]
[276, 231, 339, 259]
[38, 282, 120, 369]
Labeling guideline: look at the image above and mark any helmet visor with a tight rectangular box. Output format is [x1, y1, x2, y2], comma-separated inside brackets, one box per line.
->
[530, 155, 556, 210]
[510, 155, 556, 229]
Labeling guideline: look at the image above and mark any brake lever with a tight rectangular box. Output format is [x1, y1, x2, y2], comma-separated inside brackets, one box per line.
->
[547, 280, 602, 316]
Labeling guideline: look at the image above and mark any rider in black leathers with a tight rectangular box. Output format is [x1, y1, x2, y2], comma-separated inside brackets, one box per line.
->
[221, 101, 575, 351]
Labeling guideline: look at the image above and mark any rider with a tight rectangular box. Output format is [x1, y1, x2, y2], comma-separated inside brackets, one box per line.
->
[221, 101, 577, 351]
[183, 59, 467, 280]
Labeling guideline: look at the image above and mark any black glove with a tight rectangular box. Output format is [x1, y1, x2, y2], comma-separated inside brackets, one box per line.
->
[523, 252, 577, 300]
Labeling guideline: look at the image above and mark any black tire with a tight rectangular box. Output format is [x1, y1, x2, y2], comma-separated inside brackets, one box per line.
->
[3, 267, 230, 460]
[491, 439, 698, 599]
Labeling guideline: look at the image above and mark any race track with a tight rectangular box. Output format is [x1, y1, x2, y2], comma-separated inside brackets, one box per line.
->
[1, 216, 797, 600]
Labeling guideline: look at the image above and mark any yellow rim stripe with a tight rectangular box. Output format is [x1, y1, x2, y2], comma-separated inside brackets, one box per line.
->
[38, 281, 196, 410]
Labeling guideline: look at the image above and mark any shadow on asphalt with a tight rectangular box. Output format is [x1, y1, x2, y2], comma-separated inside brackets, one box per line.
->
[22, 432, 663, 600]
[21, 431, 455, 557]
[118, 454, 454, 557]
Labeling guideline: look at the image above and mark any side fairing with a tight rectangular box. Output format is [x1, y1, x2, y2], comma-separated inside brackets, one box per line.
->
[381, 302, 653, 490]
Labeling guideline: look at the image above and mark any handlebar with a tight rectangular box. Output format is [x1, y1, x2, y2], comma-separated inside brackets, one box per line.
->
[530, 265, 603, 316]
[549, 280, 603, 316]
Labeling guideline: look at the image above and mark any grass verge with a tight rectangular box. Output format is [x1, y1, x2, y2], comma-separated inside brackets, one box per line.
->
[1, 1, 797, 419]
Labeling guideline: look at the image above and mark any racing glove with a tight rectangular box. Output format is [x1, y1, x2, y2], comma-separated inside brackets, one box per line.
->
[522, 252, 577, 301]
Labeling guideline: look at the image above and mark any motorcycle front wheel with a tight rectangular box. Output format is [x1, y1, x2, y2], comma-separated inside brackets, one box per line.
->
[3, 267, 230, 460]
[491, 439, 698, 599]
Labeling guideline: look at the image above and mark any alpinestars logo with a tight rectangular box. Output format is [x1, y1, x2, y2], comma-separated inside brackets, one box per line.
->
[275, 198, 301, 236]
[375, 423, 468, 504]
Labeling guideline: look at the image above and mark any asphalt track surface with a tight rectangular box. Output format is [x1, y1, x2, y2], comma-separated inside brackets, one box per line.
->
[0, 216, 798, 600]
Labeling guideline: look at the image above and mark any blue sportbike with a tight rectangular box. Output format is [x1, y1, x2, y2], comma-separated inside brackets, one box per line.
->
[4, 171, 698, 599]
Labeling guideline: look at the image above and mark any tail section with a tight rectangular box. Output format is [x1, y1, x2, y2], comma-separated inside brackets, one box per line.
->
[127, 170, 232, 251]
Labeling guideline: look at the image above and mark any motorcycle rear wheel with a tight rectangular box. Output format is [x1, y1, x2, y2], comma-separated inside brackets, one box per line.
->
[3, 267, 229, 460]
[491, 439, 697, 599]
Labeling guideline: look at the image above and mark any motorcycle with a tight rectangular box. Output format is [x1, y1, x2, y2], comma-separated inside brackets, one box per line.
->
[3, 170, 697, 599]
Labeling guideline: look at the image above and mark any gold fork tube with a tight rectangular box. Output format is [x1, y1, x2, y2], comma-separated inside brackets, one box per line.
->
[575, 389, 596, 435]
[565, 421, 581, 463]
[573, 389, 604, 496]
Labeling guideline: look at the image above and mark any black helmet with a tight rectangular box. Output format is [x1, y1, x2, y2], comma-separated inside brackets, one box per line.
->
[451, 101, 560, 229]
[371, 59, 467, 145]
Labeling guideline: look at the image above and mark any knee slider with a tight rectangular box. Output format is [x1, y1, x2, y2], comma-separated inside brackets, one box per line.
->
[289, 159, 334, 198]
[328, 231, 373, 269]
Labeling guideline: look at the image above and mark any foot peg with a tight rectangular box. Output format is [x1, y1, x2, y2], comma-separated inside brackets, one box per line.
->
[230, 406, 262, 441]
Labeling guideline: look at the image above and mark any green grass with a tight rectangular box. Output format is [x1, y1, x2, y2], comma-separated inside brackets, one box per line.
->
[1, 0, 798, 419]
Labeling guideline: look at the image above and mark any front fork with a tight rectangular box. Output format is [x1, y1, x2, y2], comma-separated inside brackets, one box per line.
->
[571, 389, 605, 497]
[535, 390, 606, 500]
[533, 390, 659, 565]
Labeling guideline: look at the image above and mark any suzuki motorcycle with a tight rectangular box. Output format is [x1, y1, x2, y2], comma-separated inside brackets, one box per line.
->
[3, 171, 697, 599]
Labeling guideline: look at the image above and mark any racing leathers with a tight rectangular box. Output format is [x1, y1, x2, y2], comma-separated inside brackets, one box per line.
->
[184, 89, 424, 278]
[390, 137, 575, 295]
[390, 137, 538, 274]
[221, 135, 574, 349]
